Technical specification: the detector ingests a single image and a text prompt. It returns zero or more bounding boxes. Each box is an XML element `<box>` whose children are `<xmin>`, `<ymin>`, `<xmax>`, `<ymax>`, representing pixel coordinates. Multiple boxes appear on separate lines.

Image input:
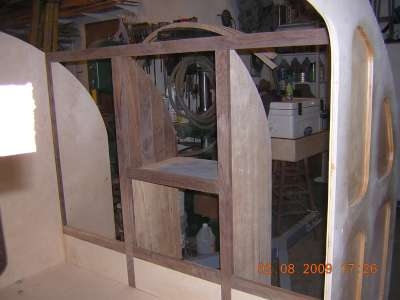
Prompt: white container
<box><xmin>196</xmin><ymin>223</ymin><xmax>215</xmax><ymax>255</ymax></box>
<box><xmin>269</xmin><ymin>98</ymin><xmax>321</xmax><ymax>139</ymax></box>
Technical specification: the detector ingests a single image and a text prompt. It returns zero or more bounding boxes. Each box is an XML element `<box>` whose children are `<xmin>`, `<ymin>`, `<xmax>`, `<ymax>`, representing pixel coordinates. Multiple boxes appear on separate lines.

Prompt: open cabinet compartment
<box><xmin>111</xmin><ymin>52</ymin><xmax>272</xmax><ymax>286</ymax></box>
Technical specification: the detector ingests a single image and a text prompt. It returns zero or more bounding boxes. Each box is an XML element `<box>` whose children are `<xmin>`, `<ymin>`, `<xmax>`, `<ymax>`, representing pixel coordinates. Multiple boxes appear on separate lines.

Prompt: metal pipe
<box><xmin>199</xmin><ymin>70</ymin><xmax>210</xmax><ymax>112</ymax></box>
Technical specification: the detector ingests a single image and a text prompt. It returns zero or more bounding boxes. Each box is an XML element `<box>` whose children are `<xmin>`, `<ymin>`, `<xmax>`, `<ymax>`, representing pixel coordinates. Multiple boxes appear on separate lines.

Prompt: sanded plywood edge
<box><xmin>134</xmin><ymin>258</ymin><xmax>221</xmax><ymax>300</ymax></box>
<box><xmin>132</xmin><ymin>180</ymin><xmax>182</xmax><ymax>259</ymax></box>
<box><xmin>230</xmin><ymin>50</ymin><xmax>271</xmax><ymax>285</ymax></box>
<box><xmin>347</xmin><ymin>26</ymin><xmax>374</xmax><ymax>205</ymax></box>
<box><xmin>64</xmin><ymin>235</ymin><xmax>129</xmax><ymax>285</ymax></box>
<box><xmin>377</xmin><ymin>98</ymin><xmax>394</xmax><ymax>178</ymax></box>
<box><xmin>378</xmin><ymin>203</ymin><xmax>391</xmax><ymax>299</ymax></box>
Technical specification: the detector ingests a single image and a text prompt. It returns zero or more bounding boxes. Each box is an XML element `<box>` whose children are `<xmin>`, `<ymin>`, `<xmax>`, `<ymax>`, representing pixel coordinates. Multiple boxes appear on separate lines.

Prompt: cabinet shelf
<box><xmin>129</xmin><ymin>157</ymin><xmax>218</xmax><ymax>194</ymax></box>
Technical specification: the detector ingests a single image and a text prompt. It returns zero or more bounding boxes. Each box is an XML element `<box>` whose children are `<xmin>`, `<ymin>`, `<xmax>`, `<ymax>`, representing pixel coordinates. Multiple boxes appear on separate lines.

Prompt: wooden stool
<box><xmin>272</xmin><ymin>159</ymin><xmax>318</xmax><ymax>235</ymax></box>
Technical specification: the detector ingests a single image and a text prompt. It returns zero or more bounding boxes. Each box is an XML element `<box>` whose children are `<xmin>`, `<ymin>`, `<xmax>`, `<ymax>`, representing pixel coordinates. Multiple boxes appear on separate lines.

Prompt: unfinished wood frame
<box><xmin>46</xmin><ymin>28</ymin><xmax>329</xmax><ymax>300</ymax></box>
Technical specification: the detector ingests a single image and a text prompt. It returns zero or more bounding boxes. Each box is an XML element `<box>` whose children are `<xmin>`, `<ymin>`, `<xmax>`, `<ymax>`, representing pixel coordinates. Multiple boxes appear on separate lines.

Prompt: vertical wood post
<box><xmin>45</xmin><ymin>58</ymin><xmax>67</xmax><ymax>226</ymax></box>
<box><xmin>216</xmin><ymin>50</ymin><xmax>233</xmax><ymax>300</ymax></box>
<box><xmin>111</xmin><ymin>56</ymin><xmax>138</xmax><ymax>287</ymax></box>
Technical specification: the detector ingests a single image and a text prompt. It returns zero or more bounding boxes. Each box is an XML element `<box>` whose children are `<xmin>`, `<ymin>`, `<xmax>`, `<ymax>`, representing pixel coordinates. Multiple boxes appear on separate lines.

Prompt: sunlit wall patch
<box><xmin>0</xmin><ymin>83</ymin><xmax>36</xmax><ymax>156</ymax></box>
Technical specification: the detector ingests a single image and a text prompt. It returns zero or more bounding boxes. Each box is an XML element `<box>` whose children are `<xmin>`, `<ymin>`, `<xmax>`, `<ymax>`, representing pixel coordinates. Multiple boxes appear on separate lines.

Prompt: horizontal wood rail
<box><xmin>232</xmin><ymin>276</ymin><xmax>318</xmax><ymax>300</ymax></box>
<box><xmin>61</xmin><ymin>226</ymin><xmax>319</xmax><ymax>298</ymax></box>
<box><xmin>47</xmin><ymin>28</ymin><xmax>329</xmax><ymax>62</ymax></box>
<box><xmin>62</xmin><ymin>226</ymin><xmax>221</xmax><ymax>284</ymax></box>
<box><xmin>129</xmin><ymin>157</ymin><xmax>218</xmax><ymax>194</ymax></box>
<box><xmin>63</xmin><ymin>225</ymin><xmax>125</xmax><ymax>253</ymax></box>
<box><xmin>133</xmin><ymin>246</ymin><xmax>222</xmax><ymax>284</ymax></box>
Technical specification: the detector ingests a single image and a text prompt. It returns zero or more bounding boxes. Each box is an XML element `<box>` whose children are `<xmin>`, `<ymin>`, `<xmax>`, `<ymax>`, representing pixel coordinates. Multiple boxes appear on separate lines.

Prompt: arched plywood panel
<box><xmin>347</xmin><ymin>27</ymin><xmax>374</xmax><ymax>205</ymax></box>
<box><xmin>230</xmin><ymin>50</ymin><xmax>271</xmax><ymax>285</ymax></box>
<box><xmin>0</xmin><ymin>33</ymin><xmax>65</xmax><ymax>288</ymax></box>
<box><xmin>306</xmin><ymin>1</ymin><xmax>399</xmax><ymax>299</ymax></box>
<box><xmin>51</xmin><ymin>63</ymin><xmax>115</xmax><ymax>239</ymax></box>
<box><xmin>377</xmin><ymin>98</ymin><xmax>394</xmax><ymax>178</ymax></box>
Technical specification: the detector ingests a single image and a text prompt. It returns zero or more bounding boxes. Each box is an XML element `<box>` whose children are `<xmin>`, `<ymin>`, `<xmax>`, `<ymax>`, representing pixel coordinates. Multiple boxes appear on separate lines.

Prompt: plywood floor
<box><xmin>0</xmin><ymin>264</ymin><xmax>157</xmax><ymax>300</ymax></box>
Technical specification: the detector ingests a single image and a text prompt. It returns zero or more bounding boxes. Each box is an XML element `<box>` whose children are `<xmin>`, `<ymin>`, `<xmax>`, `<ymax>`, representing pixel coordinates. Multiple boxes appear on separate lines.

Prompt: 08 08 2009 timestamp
<box><xmin>257</xmin><ymin>262</ymin><xmax>379</xmax><ymax>276</ymax></box>
<box><xmin>257</xmin><ymin>263</ymin><xmax>333</xmax><ymax>275</ymax></box>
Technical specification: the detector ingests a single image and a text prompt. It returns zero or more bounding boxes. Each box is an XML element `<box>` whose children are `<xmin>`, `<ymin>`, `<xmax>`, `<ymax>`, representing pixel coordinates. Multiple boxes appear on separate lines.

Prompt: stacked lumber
<box><xmin>0</xmin><ymin>0</ymin><xmax>140</xmax><ymax>30</ymax></box>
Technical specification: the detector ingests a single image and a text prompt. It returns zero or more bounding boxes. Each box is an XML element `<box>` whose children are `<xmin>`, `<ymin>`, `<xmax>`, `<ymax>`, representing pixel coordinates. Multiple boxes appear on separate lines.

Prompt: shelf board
<box><xmin>129</xmin><ymin>157</ymin><xmax>218</xmax><ymax>194</ymax></box>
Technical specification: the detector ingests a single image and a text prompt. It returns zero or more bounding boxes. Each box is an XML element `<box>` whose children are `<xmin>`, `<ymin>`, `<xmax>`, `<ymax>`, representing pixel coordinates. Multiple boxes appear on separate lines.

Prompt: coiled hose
<box><xmin>167</xmin><ymin>56</ymin><xmax>216</xmax><ymax>130</ymax></box>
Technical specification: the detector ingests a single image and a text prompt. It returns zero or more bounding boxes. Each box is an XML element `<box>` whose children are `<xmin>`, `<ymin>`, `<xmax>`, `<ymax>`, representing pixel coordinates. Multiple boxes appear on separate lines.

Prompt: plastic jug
<box><xmin>196</xmin><ymin>223</ymin><xmax>215</xmax><ymax>255</ymax></box>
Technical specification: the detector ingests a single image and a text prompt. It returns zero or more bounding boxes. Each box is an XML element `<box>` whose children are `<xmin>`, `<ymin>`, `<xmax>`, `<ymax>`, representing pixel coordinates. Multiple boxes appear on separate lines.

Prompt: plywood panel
<box><xmin>134</xmin><ymin>258</ymin><xmax>221</xmax><ymax>300</ymax></box>
<box><xmin>0</xmin><ymin>33</ymin><xmax>65</xmax><ymax>288</ymax></box>
<box><xmin>51</xmin><ymin>62</ymin><xmax>115</xmax><ymax>239</ymax></box>
<box><xmin>306</xmin><ymin>1</ymin><xmax>399</xmax><ymax>299</ymax></box>
<box><xmin>132</xmin><ymin>180</ymin><xmax>182</xmax><ymax>258</ymax></box>
<box><xmin>64</xmin><ymin>235</ymin><xmax>129</xmax><ymax>284</ymax></box>
<box><xmin>230</xmin><ymin>50</ymin><xmax>271</xmax><ymax>285</ymax></box>
<box><xmin>347</xmin><ymin>27</ymin><xmax>373</xmax><ymax>204</ymax></box>
<box><xmin>0</xmin><ymin>264</ymin><xmax>157</xmax><ymax>300</ymax></box>
<box><xmin>232</xmin><ymin>289</ymin><xmax>268</xmax><ymax>300</ymax></box>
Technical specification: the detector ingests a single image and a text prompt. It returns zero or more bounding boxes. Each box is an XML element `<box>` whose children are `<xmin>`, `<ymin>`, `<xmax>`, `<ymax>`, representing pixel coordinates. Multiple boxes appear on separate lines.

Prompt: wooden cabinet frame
<box><xmin>46</xmin><ymin>28</ymin><xmax>329</xmax><ymax>300</ymax></box>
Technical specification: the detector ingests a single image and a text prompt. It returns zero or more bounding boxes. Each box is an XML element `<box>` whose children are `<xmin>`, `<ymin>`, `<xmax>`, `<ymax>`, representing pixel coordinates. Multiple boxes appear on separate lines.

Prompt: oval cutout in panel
<box><xmin>377</xmin><ymin>98</ymin><xmax>394</xmax><ymax>178</ymax></box>
<box><xmin>347</xmin><ymin>27</ymin><xmax>374</xmax><ymax>205</ymax></box>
